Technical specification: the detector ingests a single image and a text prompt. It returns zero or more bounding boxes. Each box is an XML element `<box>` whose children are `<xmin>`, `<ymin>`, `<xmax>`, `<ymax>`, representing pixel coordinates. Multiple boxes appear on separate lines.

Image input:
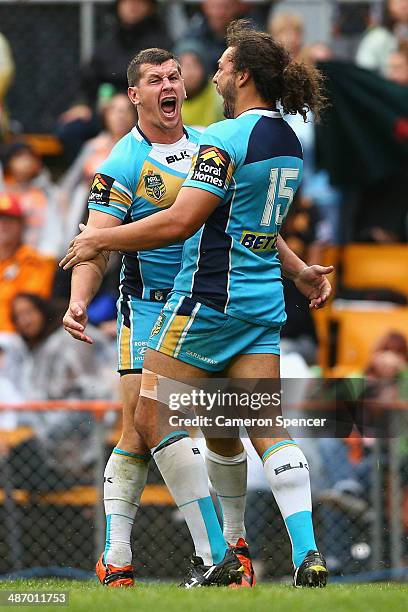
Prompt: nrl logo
<box><xmin>154</xmin><ymin>290</ymin><xmax>165</xmax><ymax>301</ymax></box>
<box><xmin>144</xmin><ymin>171</ymin><xmax>166</xmax><ymax>201</ymax></box>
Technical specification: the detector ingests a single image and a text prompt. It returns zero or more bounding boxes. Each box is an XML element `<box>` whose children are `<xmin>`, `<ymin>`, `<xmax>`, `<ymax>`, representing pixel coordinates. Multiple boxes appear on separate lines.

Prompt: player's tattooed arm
<box><xmin>277</xmin><ymin>235</ymin><xmax>334</xmax><ymax>309</ymax></box>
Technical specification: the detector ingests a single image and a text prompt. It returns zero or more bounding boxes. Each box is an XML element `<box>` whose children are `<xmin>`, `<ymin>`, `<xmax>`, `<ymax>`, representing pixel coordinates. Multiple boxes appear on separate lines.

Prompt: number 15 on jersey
<box><xmin>260</xmin><ymin>167</ymin><xmax>300</xmax><ymax>228</ymax></box>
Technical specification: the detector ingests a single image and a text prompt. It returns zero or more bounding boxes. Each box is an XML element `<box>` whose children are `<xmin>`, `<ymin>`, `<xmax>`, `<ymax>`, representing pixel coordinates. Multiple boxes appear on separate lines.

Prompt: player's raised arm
<box><xmin>59</xmin><ymin>187</ymin><xmax>221</xmax><ymax>269</ymax></box>
<box><xmin>63</xmin><ymin>209</ymin><xmax>120</xmax><ymax>342</ymax></box>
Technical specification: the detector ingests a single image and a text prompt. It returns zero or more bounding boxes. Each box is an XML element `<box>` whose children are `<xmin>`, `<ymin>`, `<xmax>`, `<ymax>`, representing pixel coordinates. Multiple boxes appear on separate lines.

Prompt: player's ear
<box><xmin>128</xmin><ymin>86</ymin><xmax>140</xmax><ymax>106</ymax></box>
<box><xmin>237</xmin><ymin>70</ymin><xmax>250</xmax><ymax>88</ymax></box>
<box><xmin>181</xmin><ymin>76</ymin><xmax>187</xmax><ymax>99</ymax></box>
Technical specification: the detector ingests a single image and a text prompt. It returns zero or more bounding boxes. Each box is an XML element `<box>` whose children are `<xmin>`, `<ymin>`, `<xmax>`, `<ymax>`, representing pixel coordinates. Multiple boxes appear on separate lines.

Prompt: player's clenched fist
<box><xmin>63</xmin><ymin>301</ymin><xmax>93</xmax><ymax>344</ymax></box>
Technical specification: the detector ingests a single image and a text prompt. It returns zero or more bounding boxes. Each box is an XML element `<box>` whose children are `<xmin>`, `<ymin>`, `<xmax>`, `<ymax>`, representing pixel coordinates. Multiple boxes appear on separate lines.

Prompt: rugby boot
<box><xmin>181</xmin><ymin>547</ymin><xmax>244</xmax><ymax>588</ymax></box>
<box><xmin>293</xmin><ymin>550</ymin><xmax>328</xmax><ymax>588</ymax></box>
<box><xmin>96</xmin><ymin>553</ymin><xmax>134</xmax><ymax>587</ymax></box>
<box><xmin>228</xmin><ymin>538</ymin><xmax>256</xmax><ymax>588</ymax></box>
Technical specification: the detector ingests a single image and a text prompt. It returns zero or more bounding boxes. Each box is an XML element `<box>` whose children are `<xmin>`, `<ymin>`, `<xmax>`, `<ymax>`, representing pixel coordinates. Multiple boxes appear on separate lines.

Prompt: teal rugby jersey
<box><xmin>88</xmin><ymin>124</ymin><xmax>200</xmax><ymax>299</ymax></box>
<box><xmin>172</xmin><ymin>109</ymin><xmax>303</xmax><ymax>326</ymax></box>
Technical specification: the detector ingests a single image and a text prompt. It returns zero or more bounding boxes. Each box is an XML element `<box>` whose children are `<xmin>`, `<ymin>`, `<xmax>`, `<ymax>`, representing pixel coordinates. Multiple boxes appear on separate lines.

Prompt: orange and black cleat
<box><xmin>96</xmin><ymin>553</ymin><xmax>134</xmax><ymax>587</ymax></box>
<box><xmin>228</xmin><ymin>538</ymin><xmax>256</xmax><ymax>588</ymax></box>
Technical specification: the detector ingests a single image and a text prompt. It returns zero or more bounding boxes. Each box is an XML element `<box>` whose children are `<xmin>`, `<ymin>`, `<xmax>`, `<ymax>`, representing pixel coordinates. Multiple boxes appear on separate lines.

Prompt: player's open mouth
<box><xmin>160</xmin><ymin>97</ymin><xmax>177</xmax><ymax>118</ymax></box>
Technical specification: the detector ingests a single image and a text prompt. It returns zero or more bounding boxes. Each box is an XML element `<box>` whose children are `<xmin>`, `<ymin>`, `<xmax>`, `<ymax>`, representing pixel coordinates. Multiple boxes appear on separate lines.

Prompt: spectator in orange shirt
<box><xmin>0</xmin><ymin>193</ymin><xmax>56</xmax><ymax>332</ymax></box>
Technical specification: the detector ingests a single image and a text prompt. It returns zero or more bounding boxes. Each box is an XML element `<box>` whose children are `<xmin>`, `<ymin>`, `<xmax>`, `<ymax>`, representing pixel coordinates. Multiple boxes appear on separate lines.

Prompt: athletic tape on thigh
<box><xmin>140</xmin><ymin>368</ymin><xmax>199</xmax><ymax>414</ymax></box>
<box><xmin>140</xmin><ymin>369</ymin><xmax>161</xmax><ymax>401</ymax></box>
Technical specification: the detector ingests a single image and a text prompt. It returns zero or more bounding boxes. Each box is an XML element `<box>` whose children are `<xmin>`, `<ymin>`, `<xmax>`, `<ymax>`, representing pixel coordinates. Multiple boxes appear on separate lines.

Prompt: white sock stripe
<box><xmin>217</xmin><ymin>493</ymin><xmax>246</xmax><ymax>498</ymax></box>
<box><xmin>104</xmin><ymin>498</ymin><xmax>140</xmax><ymax>507</ymax></box>
<box><xmin>108</xmin><ymin>512</ymin><xmax>137</xmax><ymax>520</ymax></box>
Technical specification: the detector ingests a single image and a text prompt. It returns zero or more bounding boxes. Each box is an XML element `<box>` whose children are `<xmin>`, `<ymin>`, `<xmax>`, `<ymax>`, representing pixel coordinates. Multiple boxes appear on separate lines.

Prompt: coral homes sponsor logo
<box><xmin>190</xmin><ymin>145</ymin><xmax>231</xmax><ymax>190</ymax></box>
<box><xmin>88</xmin><ymin>173</ymin><xmax>114</xmax><ymax>205</ymax></box>
<box><xmin>199</xmin><ymin>147</ymin><xmax>226</xmax><ymax>167</ymax></box>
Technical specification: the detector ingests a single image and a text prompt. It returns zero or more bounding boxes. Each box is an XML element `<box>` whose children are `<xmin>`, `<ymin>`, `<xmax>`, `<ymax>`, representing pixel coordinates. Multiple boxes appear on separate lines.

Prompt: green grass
<box><xmin>0</xmin><ymin>580</ymin><xmax>408</xmax><ymax>612</ymax></box>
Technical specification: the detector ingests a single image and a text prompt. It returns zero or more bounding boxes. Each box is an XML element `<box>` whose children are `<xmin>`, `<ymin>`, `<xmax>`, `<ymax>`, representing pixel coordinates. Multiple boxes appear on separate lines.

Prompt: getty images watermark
<box><xmin>167</xmin><ymin>388</ymin><xmax>328</xmax><ymax>430</ymax></box>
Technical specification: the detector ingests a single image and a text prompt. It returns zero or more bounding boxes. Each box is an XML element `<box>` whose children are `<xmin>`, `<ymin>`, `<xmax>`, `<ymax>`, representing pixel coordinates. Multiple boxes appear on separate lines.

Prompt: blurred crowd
<box><xmin>0</xmin><ymin>0</ymin><xmax>407</xmax><ymax>576</ymax></box>
<box><xmin>0</xmin><ymin>0</ymin><xmax>406</xmax><ymax>402</ymax></box>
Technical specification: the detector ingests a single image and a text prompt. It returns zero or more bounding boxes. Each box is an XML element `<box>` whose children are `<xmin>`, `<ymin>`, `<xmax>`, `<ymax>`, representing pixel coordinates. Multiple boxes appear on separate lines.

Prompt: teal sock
<box><xmin>262</xmin><ymin>440</ymin><xmax>317</xmax><ymax>567</ymax></box>
<box><xmin>285</xmin><ymin>511</ymin><xmax>317</xmax><ymax>568</ymax></box>
<box><xmin>153</xmin><ymin>434</ymin><xmax>227</xmax><ymax>565</ymax></box>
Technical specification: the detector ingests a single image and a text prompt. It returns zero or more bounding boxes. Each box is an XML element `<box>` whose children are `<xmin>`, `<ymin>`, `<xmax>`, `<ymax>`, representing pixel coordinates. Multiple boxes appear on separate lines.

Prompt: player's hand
<box><xmin>59</xmin><ymin>224</ymin><xmax>103</xmax><ymax>269</ymax></box>
<box><xmin>63</xmin><ymin>300</ymin><xmax>93</xmax><ymax>344</ymax></box>
<box><xmin>293</xmin><ymin>265</ymin><xmax>334</xmax><ymax>309</ymax></box>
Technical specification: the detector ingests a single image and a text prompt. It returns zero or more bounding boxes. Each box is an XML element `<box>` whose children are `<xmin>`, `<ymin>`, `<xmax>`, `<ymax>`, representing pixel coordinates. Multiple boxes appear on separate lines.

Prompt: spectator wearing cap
<box><xmin>174</xmin><ymin>40</ymin><xmax>224</xmax><ymax>129</ymax></box>
<box><xmin>1</xmin><ymin>141</ymin><xmax>64</xmax><ymax>258</ymax></box>
<box><xmin>0</xmin><ymin>193</ymin><xmax>56</xmax><ymax>332</ymax></box>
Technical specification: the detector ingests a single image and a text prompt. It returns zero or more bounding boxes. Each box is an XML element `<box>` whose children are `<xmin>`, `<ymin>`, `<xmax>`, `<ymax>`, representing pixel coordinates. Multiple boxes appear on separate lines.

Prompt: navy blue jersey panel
<box><xmin>243</xmin><ymin>116</ymin><xmax>303</xmax><ymax>165</ymax></box>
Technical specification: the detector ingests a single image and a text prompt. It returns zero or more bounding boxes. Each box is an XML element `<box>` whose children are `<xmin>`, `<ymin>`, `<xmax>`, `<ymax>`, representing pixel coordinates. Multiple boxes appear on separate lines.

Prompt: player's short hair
<box><xmin>127</xmin><ymin>48</ymin><xmax>181</xmax><ymax>87</ymax></box>
<box><xmin>226</xmin><ymin>20</ymin><xmax>326</xmax><ymax>121</ymax></box>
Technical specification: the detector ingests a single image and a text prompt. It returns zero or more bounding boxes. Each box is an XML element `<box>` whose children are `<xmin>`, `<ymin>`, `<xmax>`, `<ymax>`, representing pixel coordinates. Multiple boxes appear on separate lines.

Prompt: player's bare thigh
<box><xmin>135</xmin><ymin>349</ymin><xmax>212</xmax><ymax>448</ymax></box>
<box><xmin>206</xmin><ymin>353</ymin><xmax>289</xmax><ymax>458</ymax></box>
<box><xmin>118</xmin><ymin>373</ymin><xmax>149</xmax><ymax>453</ymax></box>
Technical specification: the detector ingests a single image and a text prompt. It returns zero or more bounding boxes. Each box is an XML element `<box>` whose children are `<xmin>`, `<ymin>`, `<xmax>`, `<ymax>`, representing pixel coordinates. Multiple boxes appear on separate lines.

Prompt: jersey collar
<box><xmin>238</xmin><ymin>108</ymin><xmax>282</xmax><ymax>119</ymax></box>
<box><xmin>131</xmin><ymin>123</ymin><xmax>189</xmax><ymax>147</ymax></box>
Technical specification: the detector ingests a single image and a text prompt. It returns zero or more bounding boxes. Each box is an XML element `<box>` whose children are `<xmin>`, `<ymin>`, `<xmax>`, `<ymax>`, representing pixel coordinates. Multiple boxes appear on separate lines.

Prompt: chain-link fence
<box><xmin>1</xmin><ymin>397</ymin><xmax>408</xmax><ymax>581</ymax></box>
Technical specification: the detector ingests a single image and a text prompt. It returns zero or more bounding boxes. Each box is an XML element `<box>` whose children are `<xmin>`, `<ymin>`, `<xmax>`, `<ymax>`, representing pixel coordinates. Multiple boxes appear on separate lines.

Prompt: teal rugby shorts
<box><xmin>147</xmin><ymin>293</ymin><xmax>281</xmax><ymax>372</ymax></box>
<box><xmin>117</xmin><ymin>295</ymin><xmax>164</xmax><ymax>372</ymax></box>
